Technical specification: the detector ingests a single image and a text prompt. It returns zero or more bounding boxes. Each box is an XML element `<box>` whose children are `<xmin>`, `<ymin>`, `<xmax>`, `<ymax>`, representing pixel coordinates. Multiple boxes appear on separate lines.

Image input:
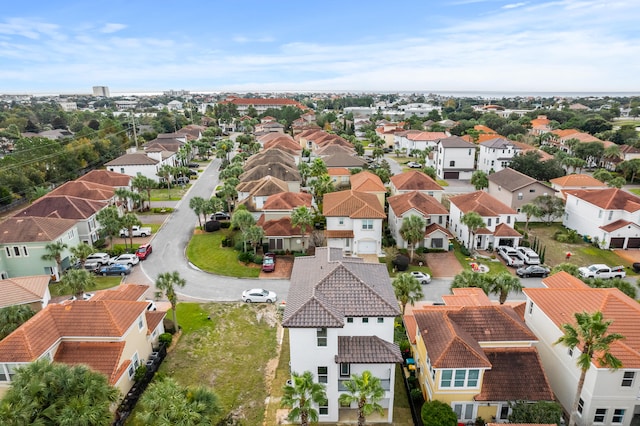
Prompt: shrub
<box><xmin>150</xmin><ymin>207</ymin><xmax>174</xmax><ymax>214</ymax></box>
<box><xmin>234</xmin><ymin>241</ymin><xmax>244</xmax><ymax>252</ymax></box>
<box><xmin>392</xmin><ymin>255</ymin><xmax>410</xmax><ymax>271</ymax></box>
<box><xmin>407</xmin><ymin>375</ymin><xmax>418</xmax><ymax>389</ymax></box>
<box><xmin>109</xmin><ymin>246</ymin><xmax>128</xmax><ymax>256</ymax></box>
<box><xmin>410</xmin><ymin>388</ymin><xmax>424</xmax><ymax>404</ymax></box>
<box><xmin>460</xmin><ymin>246</ymin><xmax>471</xmax><ymax>256</ymax></box>
<box><xmin>159</xmin><ymin>333</ymin><xmax>172</xmax><ymax>346</ymax></box>
<box><xmin>421</xmin><ymin>400</ymin><xmax>458</xmax><ymax>425</ymax></box>
<box><xmin>134</xmin><ymin>365</ymin><xmax>148</xmax><ymax>382</ymax></box>
<box><xmin>204</xmin><ymin>220</ymin><xmax>221</xmax><ymax>232</ymax></box>
<box><xmin>220</xmin><ymin>221</ymin><xmax>231</xmax><ymax>229</ymax></box>
<box><xmin>253</xmin><ymin>255</ymin><xmax>263</xmax><ymax>265</ymax></box>
<box><xmin>519</xmin><ymin>240</ymin><xmax>531</xmax><ymax>247</ymax></box>
<box><xmin>238</xmin><ymin>252</ymin><xmax>253</xmax><ymax>264</ymax></box>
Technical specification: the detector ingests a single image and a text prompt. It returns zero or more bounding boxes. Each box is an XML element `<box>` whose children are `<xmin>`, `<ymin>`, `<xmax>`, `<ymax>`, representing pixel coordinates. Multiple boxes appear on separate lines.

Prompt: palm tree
<box><xmin>131</xmin><ymin>174</ymin><xmax>157</xmax><ymax>211</ymax></box>
<box><xmin>338</xmin><ymin>370</ymin><xmax>385</xmax><ymax>426</ymax></box>
<box><xmin>114</xmin><ymin>187</ymin><xmax>133</xmax><ymax>212</ymax></box>
<box><xmin>157</xmin><ymin>164</ymin><xmax>174</xmax><ymax>199</ymax></box>
<box><xmin>120</xmin><ymin>212</ymin><xmax>142</xmax><ymax>250</ymax></box>
<box><xmin>520</xmin><ymin>203</ymin><xmax>542</xmax><ymax>233</ymax></box>
<box><xmin>450</xmin><ymin>270</ymin><xmax>490</xmax><ymax>292</ymax></box>
<box><xmin>231</xmin><ymin>208</ymin><xmax>256</xmax><ymax>251</ymax></box>
<box><xmin>461</xmin><ymin>211</ymin><xmax>484</xmax><ymax>252</ymax></box>
<box><xmin>189</xmin><ymin>196</ymin><xmax>207</xmax><ymax>229</ymax></box>
<box><xmin>155</xmin><ymin>271</ymin><xmax>187</xmax><ymax>331</ymax></box>
<box><xmin>136</xmin><ymin>377</ymin><xmax>220</xmax><ymax>425</ymax></box>
<box><xmin>70</xmin><ymin>243</ymin><xmax>94</xmax><ymax>268</ymax></box>
<box><xmin>41</xmin><ymin>241</ymin><xmax>69</xmax><ymax>279</ymax></box>
<box><xmin>392</xmin><ymin>273</ymin><xmax>424</xmax><ymax>314</ymax></box>
<box><xmin>310</xmin><ymin>174</ymin><xmax>335</xmax><ymax>211</ymax></box>
<box><xmin>0</xmin><ymin>305</ymin><xmax>35</xmax><ymax>339</ymax></box>
<box><xmin>59</xmin><ymin>269</ymin><xmax>97</xmax><ymax>299</ymax></box>
<box><xmin>486</xmin><ymin>271</ymin><xmax>523</xmax><ymax>304</ymax></box>
<box><xmin>0</xmin><ymin>360</ymin><xmax>119</xmax><ymax>425</ymax></box>
<box><xmin>245</xmin><ymin>225</ymin><xmax>265</xmax><ymax>254</ymax></box>
<box><xmin>470</xmin><ymin>170</ymin><xmax>489</xmax><ymax>190</ymax></box>
<box><xmin>554</xmin><ymin>311</ymin><xmax>624</xmax><ymax>426</ymax></box>
<box><xmin>281</xmin><ymin>371</ymin><xmax>328</xmax><ymax>426</ymax></box>
<box><xmin>298</xmin><ymin>161</ymin><xmax>311</xmax><ymax>186</ymax></box>
<box><xmin>399</xmin><ymin>215</ymin><xmax>426</xmax><ymax>262</ymax></box>
<box><xmin>291</xmin><ymin>206</ymin><xmax>314</xmax><ymax>252</ymax></box>
<box><xmin>96</xmin><ymin>206</ymin><xmax>122</xmax><ymax>248</ymax></box>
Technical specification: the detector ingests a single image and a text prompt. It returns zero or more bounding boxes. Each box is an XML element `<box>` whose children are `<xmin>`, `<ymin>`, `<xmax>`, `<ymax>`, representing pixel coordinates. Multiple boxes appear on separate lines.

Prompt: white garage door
<box><xmin>358</xmin><ymin>240</ymin><xmax>376</xmax><ymax>254</ymax></box>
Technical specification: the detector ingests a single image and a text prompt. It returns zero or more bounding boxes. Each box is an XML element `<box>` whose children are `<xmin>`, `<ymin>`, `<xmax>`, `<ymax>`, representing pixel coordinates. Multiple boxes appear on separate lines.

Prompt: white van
<box><xmin>516</xmin><ymin>247</ymin><xmax>540</xmax><ymax>265</ymax></box>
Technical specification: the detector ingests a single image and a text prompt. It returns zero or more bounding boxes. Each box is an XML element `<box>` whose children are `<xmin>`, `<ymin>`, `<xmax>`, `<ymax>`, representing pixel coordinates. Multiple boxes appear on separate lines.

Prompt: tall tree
<box><xmin>135</xmin><ymin>377</ymin><xmax>220</xmax><ymax>426</ymax></box>
<box><xmin>189</xmin><ymin>196</ymin><xmax>208</xmax><ymax>229</ymax></box>
<box><xmin>0</xmin><ymin>360</ymin><xmax>119</xmax><ymax>425</ymax></box>
<box><xmin>114</xmin><ymin>187</ymin><xmax>133</xmax><ymax>212</ymax></box>
<box><xmin>532</xmin><ymin>194</ymin><xmax>565</xmax><ymax>224</ymax></box>
<box><xmin>70</xmin><ymin>243</ymin><xmax>94</xmax><ymax>268</ymax></box>
<box><xmin>486</xmin><ymin>271</ymin><xmax>523</xmax><ymax>304</ymax></box>
<box><xmin>309</xmin><ymin>174</ymin><xmax>335</xmax><ymax>212</ymax></box>
<box><xmin>0</xmin><ymin>305</ymin><xmax>35</xmax><ymax>339</ymax></box>
<box><xmin>41</xmin><ymin>241</ymin><xmax>69</xmax><ymax>278</ymax></box>
<box><xmin>96</xmin><ymin>206</ymin><xmax>122</xmax><ymax>248</ymax></box>
<box><xmin>554</xmin><ymin>311</ymin><xmax>624</xmax><ymax>426</ymax></box>
<box><xmin>460</xmin><ymin>211</ymin><xmax>484</xmax><ymax>251</ymax></box>
<box><xmin>399</xmin><ymin>215</ymin><xmax>426</xmax><ymax>262</ymax></box>
<box><xmin>291</xmin><ymin>206</ymin><xmax>314</xmax><ymax>252</ymax></box>
<box><xmin>120</xmin><ymin>212</ymin><xmax>142</xmax><ymax>249</ymax></box>
<box><xmin>231</xmin><ymin>208</ymin><xmax>256</xmax><ymax>252</ymax></box>
<box><xmin>131</xmin><ymin>174</ymin><xmax>157</xmax><ymax>211</ymax></box>
<box><xmin>156</xmin><ymin>164</ymin><xmax>174</xmax><ymax>199</ymax></box>
<box><xmin>59</xmin><ymin>269</ymin><xmax>97</xmax><ymax>299</ymax></box>
<box><xmin>450</xmin><ymin>270</ymin><xmax>490</xmax><ymax>292</ymax></box>
<box><xmin>281</xmin><ymin>371</ymin><xmax>328</xmax><ymax>426</ymax></box>
<box><xmin>470</xmin><ymin>170</ymin><xmax>489</xmax><ymax>190</ymax></box>
<box><xmin>520</xmin><ymin>203</ymin><xmax>542</xmax><ymax>233</ymax></box>
<box><xmin>338</xmin><ymin>370</ymin><xmax>385</xmax><ymax>426</ymax></box>
<box><xmin>155</xmin><ymin>271</ymin><xmax>187</xmax><ymax>331</ymax></box>
<box><xmin>245</xmin><ymin>225</ymin><xmax>265</xmax><ymax>255</ymax></box>
<box><xmin>392</xmin><ymin>273</ymin><xmax>424</xmax><ymax>314</ymax></box>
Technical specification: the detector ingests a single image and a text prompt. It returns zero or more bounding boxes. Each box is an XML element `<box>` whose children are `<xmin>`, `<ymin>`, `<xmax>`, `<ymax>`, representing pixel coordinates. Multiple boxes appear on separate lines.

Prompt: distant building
<box><xmin>92</xmin><ymin>86</ymin><xmax>110</xmax><ymax>97</ymax></box>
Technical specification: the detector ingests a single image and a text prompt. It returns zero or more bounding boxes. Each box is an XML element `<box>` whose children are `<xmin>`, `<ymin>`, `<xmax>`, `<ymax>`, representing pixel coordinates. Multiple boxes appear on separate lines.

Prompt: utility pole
<box><xmin>130</xmin><ymin>110</ymin><xmax>138</xmax><ymax>150</ymax></box>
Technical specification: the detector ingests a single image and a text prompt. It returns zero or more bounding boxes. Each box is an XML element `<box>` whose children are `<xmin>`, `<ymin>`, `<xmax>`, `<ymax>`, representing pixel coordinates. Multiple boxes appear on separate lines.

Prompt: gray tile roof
<box><xmin>282</xmin><ymin>247</ymin><xmax>400</xmax><ymax>328</ymax></box>
<box><xmin>437</xmin><ymin>136</ymin><xmax>476</xmax><ymax>148</ymax></box>
<box><xmin>487</xmin><ymin>167</ymin><xmax>537</xmax><ymax>191</ymax></box>
<box><xmin>336</xmin><ymin>336</ymin><xmax>403</xmax><ymax>363</ymax></box>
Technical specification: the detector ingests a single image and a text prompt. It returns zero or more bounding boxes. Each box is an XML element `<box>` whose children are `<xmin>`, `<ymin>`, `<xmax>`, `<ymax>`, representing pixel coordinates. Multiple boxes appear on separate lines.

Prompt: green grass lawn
<box><xmin>186</xmin><ymin>231</ymin><xmax>261</xmax><ymax>278</ymax></box>
<box><xmin>451</xmin><ymin>241</ymin><xmax>510</xmax><ymax>276</ymax></box>
<box><xmin>156</xmin><ymin>302</ymin><xmax>278</xmax><ymax>426</ymax></box>
<box><xmin>150</xmin><ymin>185</ymin><xmax>190</xmax><ymax>201</ymax></box>
<box><xmin>49</xmin><ymin>275</ymin><xmax>122</xmax><ymax>297</ymax></box>
<box><xmin>436</xmin><ymin>179</ymin><xmax>449</xmax><ymax>187</ymax></box>
<box><xmin>629</xmin><ymin>188</ymin><xmax>640</xmax><ymax>196</ymax></box>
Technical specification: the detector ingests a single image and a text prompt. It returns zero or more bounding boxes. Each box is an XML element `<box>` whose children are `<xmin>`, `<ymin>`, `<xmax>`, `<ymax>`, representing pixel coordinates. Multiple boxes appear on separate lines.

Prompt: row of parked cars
<box><xmin>83</xmin><ymin>244</ymin><xmax>152</xmax><ymax>276</ymax></box>
<box><xmin>497</xmin><ymin>246</ymin><xmax>550</xmax><ymax>278</ymax></box>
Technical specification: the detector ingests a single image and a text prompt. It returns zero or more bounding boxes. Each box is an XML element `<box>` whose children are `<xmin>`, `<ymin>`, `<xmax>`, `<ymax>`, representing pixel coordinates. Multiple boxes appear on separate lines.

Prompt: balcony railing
<box><xmin>339</xmin><ymin>378</ymin><xmax>391</xmax><ymax>391</ymax></box>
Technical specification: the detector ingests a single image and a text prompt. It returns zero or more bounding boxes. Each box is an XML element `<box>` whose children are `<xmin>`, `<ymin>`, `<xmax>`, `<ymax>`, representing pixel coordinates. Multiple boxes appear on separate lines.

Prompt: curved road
<box><xmin>139</xmin><ymin>158</ymin><xmax>291</xmax><ymax>302</ymax></box>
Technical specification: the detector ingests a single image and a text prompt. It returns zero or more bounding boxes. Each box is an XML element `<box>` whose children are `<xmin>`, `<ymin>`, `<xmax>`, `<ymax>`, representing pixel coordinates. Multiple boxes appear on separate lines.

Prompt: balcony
<box><xmin>339</xmin><ymin>378</ymin><xmax>391</xmax><ymax>392</ymax></box>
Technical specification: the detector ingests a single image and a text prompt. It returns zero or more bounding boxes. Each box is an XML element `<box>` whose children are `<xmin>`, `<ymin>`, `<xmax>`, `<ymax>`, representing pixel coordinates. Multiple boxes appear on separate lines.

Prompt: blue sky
<box><xmin>1</xmin><ymin>0</ymin><xmax>639</xmax><ymax>94</ymax></box>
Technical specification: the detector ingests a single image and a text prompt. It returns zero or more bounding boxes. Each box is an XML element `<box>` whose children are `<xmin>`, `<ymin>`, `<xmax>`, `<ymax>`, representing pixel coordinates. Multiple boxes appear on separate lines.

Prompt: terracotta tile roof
<box><xmin>239</xmin><ymin>163</ymin><xmax>300</xmax><ymax>182</ymax></box>
<box><xmin>77</xmin><ymin>169</ymin><xmax>131</xmax><ymax>187</ymax></box>
<box><xmin>424</xmin><ymin>223</ymin><xmax>453</xmax><ymax>239</ymax></box>
<box><xmin>13</xmin><ymin>195</ymin><xmax>107</xmax><ymax>220</ymax></box>
<box><xmin>0</xmin><ymin>300</ymin><xmax>151</xmax><ymax>362</ymax></box>
<box><xmin>47</xmin><ymin>181</ymin><xmax>115</xmax><ymax>201</ymax></box>
<box><xmin>323</xmin><ymin>153</ymin><xmax>367</xmax><ymax>168</ymax></box>
<box><xmin>54</xmin><ymin>341</ymin><xmax>126</xmax><ymax>385</ymax></box>
<box><xmin>493</xmin><ymin>223</ymin><xmax>522</xmax><ymax>237</ymax></box>
<box><xmin>550</xmin><ymin>174</ymin><xmax>607</xmax><ymax>188</ymax></box>
<box><xmin>91</xmin><ymin>284</ymin><xmax>149</xmax><ymax>302</ymax></box>
<box><xmin>541</xmin><ymin>271</ymin><xmax>589</xmax><ymax>289</ymax></box>
<box><xmin>328</xmin><ymin>167</ymin><xmax>350</xmax><ymax>176</ymax></box>
<box><xmin>530</xmin><ymin>115</ymin><xmax>551</xmax><ymax>127</ymax></box>
<box><xmin>441</xmin><ymin>287</ymin><xmax>492</xmax><ymax>306</ymax></box>
<box><xmin>526</xmin><ymin>272</ymin><xmax>640</xmax><ymax>367</ymax></box>
<box><xmin>600</xmin><ymin>219</ymin><xmax>637</xmax><ymax>232</ymax></box>
<box><xmin>390</xmin><ymin>171</ymin><xmax>443</xmax><ymax>192</ymax></box>
<box><xmin>388</xmin><ymin>191</ymin><xmax>448</xmax><ymax>217</ymax></box>
<box><xmin>283</xmin><ymin>247</ymin><xmax>400</xmax><ymax>327</ymax></box>
<box><xmin>262</xmin><ymin>192</ymin><xmax>312</xmax><ymax>211</ymax></box>
<box><xmin>0</xmin><ymin>275</ymin><xmax>51</xmax><ymax>308</ymax></box>
<box><xmin>487</xmin><ymin>168</ymin><xmax>538</xmax><ymax>191</ymax></box>
<box><xmin>564</xmin><ymin>188</ymin><xmax>640</xmax><ymax>212</ymax></box>
<box><xmin>474</xmin><ymin>125</ymin><xmax>497</xmax><ymax>134</ymax></box>
<box><xmin>261</xmin><ymin>217</ymin><xmax>303</xmax><ymax>237</ymax></box>
<box><xmin>511</xmin><ymin>140</ymin><xmax>554</xmax><ymax>161</ymax></box>
<box><xmin>449</xmin><ymin>191</ymin><xmax>516</xmax><ymax>216</ymax></box>
<box><xmin>475</xmin><ymin>347</ymin><xmax>554</xmax><ymax>402</ymax></box>
<box><xmin>0</xmin><ymin>216</ymin><xmax>77</xmax><ymax>243</ymax></box>
<box><xmin>245</xmin><ymin>148</ymin><xmax>296</xmax><ymax>169</ymax></box>
<box><xmin>104</xmin><ymin>153</ymin><xmax>158</xmax><ymax>166</ymax></box>
<box><xmin>404</xmin><ymin>314</ymin><xmax>418</xmax><ymax>344</ymax></box>
<box><xmin>323</xmin><ymin>190</ymin><xmax>386</xmax><ymax>219</ymax></box>
<box><xmin>437</xmin><ymin>136</ymin><xmax>476</xmax><ymax>148</ymax></box>
<box><xmin>475</xmin><ymin>227</ymin><xmax>492</xmax><ymax>235</ymax></box>
<box><xmin>552</xmin><ymin>129</ymin><xmax>581</xmax><ymax>138</ymax></box>
<box><xmin>350</xmin><ymin>171</ymin><xmax>386</xmax><ymax>193</ymax></box>
<box><xmin>145</xmin><ymin>311</ymin><xmax>165</xmax><ymax>335</ymax></box>
<box><xmin>335</xmin><ymin>336</ymin><xmax>403</xmax><ymax>363</ymax></box>
<box><xmin>325</xmin><ymin>230</ymin><xmax>355</xmax><ymax>238</ymax></box>
<box><xmin>406</xmin><ymin>131</ymin><xmax>448</xmax><ymax>141</ymax></box>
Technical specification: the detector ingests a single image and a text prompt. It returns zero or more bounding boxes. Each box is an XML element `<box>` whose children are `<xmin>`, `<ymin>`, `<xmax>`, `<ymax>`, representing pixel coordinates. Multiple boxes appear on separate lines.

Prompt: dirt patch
<box><xmin>614</xmin><ymin>250</ymin><xmax>640</xmax><ymax>263</ymax></box>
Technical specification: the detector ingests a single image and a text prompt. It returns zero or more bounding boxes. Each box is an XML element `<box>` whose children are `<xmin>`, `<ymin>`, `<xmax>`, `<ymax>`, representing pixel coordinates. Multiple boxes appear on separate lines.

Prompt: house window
<box><xmin>598</xmin><ymin>210</ymin><xmax>603</xmax><ymax>218</ymax></box>
<box><xmin>499</xmin><ymin>405</ymin><xmax>509</xmax><ymax>420</ymax></box>
<box><xmin>318</xmin><ymin>366</ymin><xmax>328</xmax><ymax>383</ymax></box>
<box><xmin>449</xmin><ymin>160</ymin><xmax>455</xmax><ymax>167</ymax></box>
<box><xmin>577</xmin><ymin>398</ymin><xmax>584</xmax><ymax>414</ymax></box>
<box><xmin>13</xmin><ymin>246</ymin><xmax>20</xmax><ymax>257</ymax></box>
<box><xmin>0</xmin><ymin>365</ymin><xmax>7</xmax><ymax>381</ymax></box>
<box><xmin>345</xmin><ymin>238</ymin><xmax>350</xmax><ymax>247</ymax></box>
<box><xmin>529</xmin><ymin>302</ymin><xmax>534</xmax><ymax>314</ymax></box>
<box><xmin>120</xmin><ymin>168</ymin><xmax>125</xmax><ymax>174</ymax></box>
<box><xmin>317</xmin><ymin>328</ymin><xmax>327</xmax><ymax>347</ymax></box>
<box><xmin>453</xmin><ymin>403</ymin><xmax>474</xmax><ymax>421</ymax></box>
<box><xmin>613</xmin><ymin>409</ymin><xmax>625</xmax><ymax>424</ymax></box>
<box><xmin>441</xmin><ymin>370</ymin><xmax>452</xmax><ymax>387</ymax></box>
<box><xmin>5</xmin><ymin>247</ymin><xmax>11</xmax><ymax>258</ymax></box>
<box><xmin>441</xmin><ymin>369</ymin><xmax>479</xmax><ymax>388</ymax></box>
<box><xmin>377</xmin><ymin>317</ymin><xmax>384</xmax><ymax>323</ymax></box>
<box><xmin>340</xmin><ymin>363</ymin><xmax>350</xmax><ymax>377</ymax></box>
<box><xmin>319</xmin><ymin>399</ymin><xmax>329</xmax><ymax>415</ymax></box>
<box><xmin>487</xmin><ymin>218</ymin><xmax>491</xmax><ymax>226</ymax></box>
<box><xmin>517</xmin><ymin>192</ymin><xmax>523</xmax><ymax>200</ymax></box>
<box><xmin>362</xmin><ymin>219</ymin><xmax>373</xmax><ymax>230</ymax></box>
<box><xmin>339</xmin><ymin>218</ymin><xmax>344</xmax><ymax>225</ymax></box>
<box><xmin>622</xmin><ymin>371</ymin><xmax>635</xmax><ymax>387</ymax></box>
<box><xmin>22</xmin><ymin>246</ymin><xmax>28</xmax><ymax>257</ymax></box>
<box><xmin>594</xmin><ymin>408</ymin><xmax>607</xmax><ymax>423</ymax></box>
<box><xmin>529</xmin><ymin>189</ymin><xmax>536</xmax><ymax>193</ymax></box>
<box><xmin>138</xmin><ymin>315</ymin><xmax>144</xmax><ymax>331</ymax></box>
<box><xmin>431</xmin><ymin>238</ymin><xmax>443</xmax><ymax>248</ymax></box>
<box><xmin>454</xmin><ymin>370</ymin><xmax>466</xmax><ymax>386</ymax></box>
<box><xmin>439</xmin><ymin>215</ymin><xmax>443</xmax><ymax>224</ymax></box>
<box><xmin>347</xmin><ymin>317</ymin><xmax>353</xmax><ymax>323</ymax></box>
<box><xmin>608</xmin><ymin>211</ymin><xmax>613</xmax><ymax>220</ymax></box>
<box><xmin>496</xmin><ymin>217</ymin><xmax>500</xmax><ymax>224</ymax></box>
<box><xmin>269</xmin><ymin>238</ymin><xmax>283</xmax><ymax>250</ymax></box>
<box><xmin>467</xmin><ymin>370</ymin><xmax>479</xmax><ymax>386</ymax></box>
<box><xmin>362</xmin><ymin>317</ymin><xmax>369</xmax><ymax>323</ymax></box>
<box><xmin>507</xmin><ymin>216</ymin><xmax>511</xmax><ymax>224</ymax></box>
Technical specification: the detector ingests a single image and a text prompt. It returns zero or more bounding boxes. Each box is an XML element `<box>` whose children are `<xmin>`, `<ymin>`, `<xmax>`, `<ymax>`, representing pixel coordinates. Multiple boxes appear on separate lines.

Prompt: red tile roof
<box><xmin>565</xmin><ymin>188</ymin><xmax>640</xmax><ymax>212</ymax></box>
<box><xmin>600</xmin><ymin>219</ymin><xmax>637</xmax><ymax>232</ymax></box>
<box><xmin>550</xmin><ymin>174</ymin><xmax>607</xmax><ymax>188</ymax></box>
<box><xmin>91</xmin><ymin>284</ymin><xmax>149</xmax><ymax>302</ymax></box>
<box><xmin>261</xmin><ymin>217</ymin><xmax>303</xmax><ymax>237</ymax></box>
<box><xmin>390</xmin><ymin>170</ymin><xmax>443</xmax><ymax>192</ymax></box>
<box><xmin>325</xmin><ymin>230</ymin><xmax>355</xmax><ymax>238</ymax></box>
<box><xmin>262</xmin><ymin>192</ymin><xmax>313</xmax><ymax>211</ymax></box>
<box><xmin>0</xmin><ymin>275</ymin><xmax>51</xmax><ymax>308</ymax></box>
<box><xmin>323</xmin><ymin>190</ymin><xmax>386</xmax><ymax>219</ymax></box>
<box><xmin>449</xmin><ymin>191</ymin><xmax>517</xmax><ymax>216</ymax></box>
<box><xmin>350</xmin><ymin>171</ymin><xmax>386</xmax><ymax>193</ymax></box>
<box><xmin>13</xmin><ymin>195</ymin><xmax>107</xmax><ymax>220</ymax></box>
<box><xmin>424</xmin><ymin>223</ymin><xmax>454</xmax><ymax>238</ymax></box>
<box><xmin>76</xmin><ymin>169</ymin><xmax>131</xmax><ymax>187</ymax></box>
<box><xmin>493</xmin><ymin>223</ymin><xmax>522</xmax><ymax>237</ymax></box>
<box><xmin>0</xmin><ymin>216</ymin><xmax>77</xmax><ymax>243</ymax></box>
<box><xmin>54</xmin><ymin>341</ymin><xmax>126</xmax><ymax>385</ymax></box>
<box><xmin>388</xmin><ymin>191</ymin><xmax>448</xmax><ymax>216</ymax></box>
<box><xmin>47</xmin><ymin>180</ymin><xmax>115</xmax><ymax>201</ymax></box>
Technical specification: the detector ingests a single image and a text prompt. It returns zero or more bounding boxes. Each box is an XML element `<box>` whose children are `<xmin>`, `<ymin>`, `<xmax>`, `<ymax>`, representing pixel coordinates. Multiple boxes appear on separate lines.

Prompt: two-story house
<box><xmin>239</xmin><ymin>163</ymin><xmax>301</xmax><ymax>193</ymax></box>
<box><xmin>405</xmin><ymin>288</ymin><xmax>554</xmax><ymax>424</ymax></box>
<box><xmin>0</xmin><ymin>275</ymin><xmax>52</xmax><ymax>311</ymax></box>
<box><xmin>350</xmin><ymin>171</ymin><xmax>386</xmax><ymax>209</ymax></box>
<box><xmin>563</xmin><ymin>188</ymin><xmax>640</xmax><ymax>249</ymax></box>
<box><xmin>235</xmin><ymin>176</ymin><xmax>289</xmax><ymax>219</ymax></box>
<box><xmin>394</xmin><ymin>131</ymin><xmax>448</xmax><ymax>152</ymax></box>
<box><xmin>478</xmin><ymin>138</ymin><xmax>521</xmax><ymax>173</ymax></box>
<box><xmin>487</xmin><ymin>168</ymin><xmax>557</xmax><ymax>221</ymax></box>
<box><xmin>387</xmin><ymin>191</ymin><xmax>451</xmax><ymax>251</ymax></box>
<box><xmin>282</xmin><ymin>247</ymin><xmax>402</xmax><ymax>423</ymax></box>
<box><xmin>449</xmin><ymin>191</ymin><xmax>521</xmax><ymax>250</ymax></box>
<box><xmin>434</xmin><ymin>136</ymin><xmax>476</xmax><ymax>180</ymax></box>
<box><xmin>258</xmin><ymin>192</ymin><xmax>313</xmax><ymax>252</ymax></box>
<box><xmin>389</xmin><ymin>170</ymin><xmax>444</xmax><ymax>201</ymax></box>
<box><xmin>550</xmin><ymin>174</ymin><xmax>607</xmax><ymax>199</ymax></box>
<box><xmin>0</xmin><ymin>284</ymin><xmax>166</xmax><ymax>399</ymax></box>
<box><xmin>323</xmin><ymin>190</ymin><xmax>386</xmax><ymax>255</ymax></box>
<box><xmin>104</xmin><ymin>152</ymin><xmax>162</xmax><ymax>182</ymax></box>
<box><xmin>524</xmin><ymin>272</ymin><xmax>640</xmax><ymax>426</ymax></box>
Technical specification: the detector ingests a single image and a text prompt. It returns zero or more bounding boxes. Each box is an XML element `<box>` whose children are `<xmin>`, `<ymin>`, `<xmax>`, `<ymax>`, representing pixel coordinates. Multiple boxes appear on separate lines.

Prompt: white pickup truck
<box><xmin>119</xmin><ymin>225</ymin><xmax>152</xmax><ymax>237</ymax></box>
<box><xmin>497</xmin><ymin>246</ymin><xmax>524</xmax><ymax>267</ymax></box>
<box><xmin>578</xmin><ymin>264</ymin><xmax>626</xmax><ymax>279</ymax></box>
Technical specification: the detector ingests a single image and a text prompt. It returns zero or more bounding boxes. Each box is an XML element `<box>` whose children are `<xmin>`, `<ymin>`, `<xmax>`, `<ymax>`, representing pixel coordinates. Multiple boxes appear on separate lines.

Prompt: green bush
<box><xmin>460</xmin><ymin>246</ymin><xmax>471</xmax><ymax>256</ymax></box>
<box><xmin>220</xmin><ymin>221</ymin><xmax>231</xmax><ymax>229</ymax></box>
<box><xmin>410</xmin><ymin>388</ymin><xmax>424</xmax><ymax>404</ymax></box>
<box><xmin>519</xmin><ymin>240</ymin><xmax>531</xmax><ymax>247</ymax></box>
<box><xmin>238</xmin><ymin>252</ymin><xmax>254</xmax><ymax>264</ymax></box>
<box><xmin>159</xmin><ymin>333</ymin><xmax>173</xmax><ymax>346</ymax></box>
<box><xmin>150</xmin><ymin>207</ymin><xmax>174</xmax><ymax>214</ymax></box>
<box><xmin>134</xmin><ymin>365</ymin><xmax>148</xmax><ymax>382</ymax></box>
<box><xmin>253</xmin><ymin>255</ymin><xmax>263</xmax><ymax>264</ymax></box>
<box><xmin>108</xmin><ymin>246</ymin><xmax>128</xmax><ymax>256</ymax></box>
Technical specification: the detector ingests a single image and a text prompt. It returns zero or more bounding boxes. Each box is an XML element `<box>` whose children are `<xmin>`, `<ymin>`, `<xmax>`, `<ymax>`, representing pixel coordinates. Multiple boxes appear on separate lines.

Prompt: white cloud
<box><xmin>100</xmin><ymin>23</ymin><xmax>127</xmax><ymax>34</ymax></box>
<box><xmin>502</xmin><ymin>2</ymin><xmax>528</xmax><ymax>9</ymax></box>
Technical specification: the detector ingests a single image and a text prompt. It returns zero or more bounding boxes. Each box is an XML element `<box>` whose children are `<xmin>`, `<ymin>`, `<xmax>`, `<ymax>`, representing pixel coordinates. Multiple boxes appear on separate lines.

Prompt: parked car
<box><xmin>633</xmin><ymin>263</ymin><xmax>640</xmax><ymax>273</ymax></box>
<box><xmin>262</xmin><ymin>253</ymin><xmax>276</xmax><ymax>272</ymax></box>
<box><xmin>516</xmin><ymin>265</ymin><xmax>550</xmax><ymax>278</ymax></box>
<box><xmin>516</xmin><ymin>247</ymin><xmax>540</xmax><ymax>265</ymax></box>
<box><xmin>410</xmin><ymin>271</ymin><xmax>431</xmax><ymax>284</ymax></box>
<box><xmin>109</xmin><ymin>253</ymin><xmax>140</xmax><ymax>267</ymax></box>
<box><xmin>119</xmin><ymin>225</ymin><xmax>152</xmax><ymax>237</ymax></box>
<box><xmin>136</xmin><ymin>243</ymin><xmax>152</xmax><ymax>260</ymax></box>
<box><xmin>97</xmin><ymin>264</ymin><xmax>132</xmax><ymax>276</ymax></box>
<box><xmin>407</xmin><ymin>161</ymin><xmax>422</xmax><ymax>168</ymax></box>
<box><xmin>211</xmin><ymin>211</ymin><xmax>231</xmax><ymax>221</ymax></box>
<box><xmin>69</xmin><ymin>292</ymin><xmax>95</xmax><ymax>301</ymax></box>
<box><xmin>85</xmin><ymin>253</ymin><xmax>111</xmax><ymax>269</ymax></box>
<box><xmin>383</xmin><ymin>147</ymin><xmax>393</xmax><ymax>153</ymax></box>
<box><xmin>497</xmin><ymin>246</ymin><xmax>524</xmax><ymax>267</ymax></box>
<box><xmin>241</xmin><ymin>288</ymin><xmax>277</xmax><ymax>303</ymax></box>
<box><xmin>174</xmin><ymin>176</ymin><xmax>190</xmax><ymax>185</ymax></box>
<box><xmin>578</xmin><ymin>264</ymin><xmax>626</xmax><ymax>279</ymax></box>
<box><xmin>186</xmin><ymin>162</ymin><xmax>199</xmax><ymax>168</ymax></box>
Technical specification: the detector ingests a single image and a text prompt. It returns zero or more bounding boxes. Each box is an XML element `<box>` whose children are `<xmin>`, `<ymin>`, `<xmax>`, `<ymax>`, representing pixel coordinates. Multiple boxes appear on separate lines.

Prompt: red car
<box><xmin>136</xmin><ymin>243</ymin><xmax>152</xmax><ymax>260</ymax></box>
<box><xmin>262</xmin><ymin>253</ymin><xmax>276</xmax><ymax>272</ymax></box>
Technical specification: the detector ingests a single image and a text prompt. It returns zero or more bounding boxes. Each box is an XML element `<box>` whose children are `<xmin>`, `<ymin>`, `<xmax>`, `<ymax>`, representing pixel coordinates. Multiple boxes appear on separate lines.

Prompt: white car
<box><xmin>407</xmin><ymin>161</ymin><xmax>423</xmax><ymax>168</ymax></box>
<box><xmin>69</xmin><ymin>293</ymin><xmax>95</xmax><ymax>301</ymax></box>
<box><xmin>85</xmin><ymin>253</ymin><xmax>111</xmax><ymax>268</ymax></box>
<box><xmin>242</xmin><ymin>288</ymin><xmax>277</xmax><ymax>303</ymax></box>
<box><xmin>109</xmin><ymin>253</ymin><xmax>140</xmax><ymax>267</ymax></box>
<box><xmin>410</xmin><ymin>271</ymin><xmax>431</xmax><ymax>284</ymax></box>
